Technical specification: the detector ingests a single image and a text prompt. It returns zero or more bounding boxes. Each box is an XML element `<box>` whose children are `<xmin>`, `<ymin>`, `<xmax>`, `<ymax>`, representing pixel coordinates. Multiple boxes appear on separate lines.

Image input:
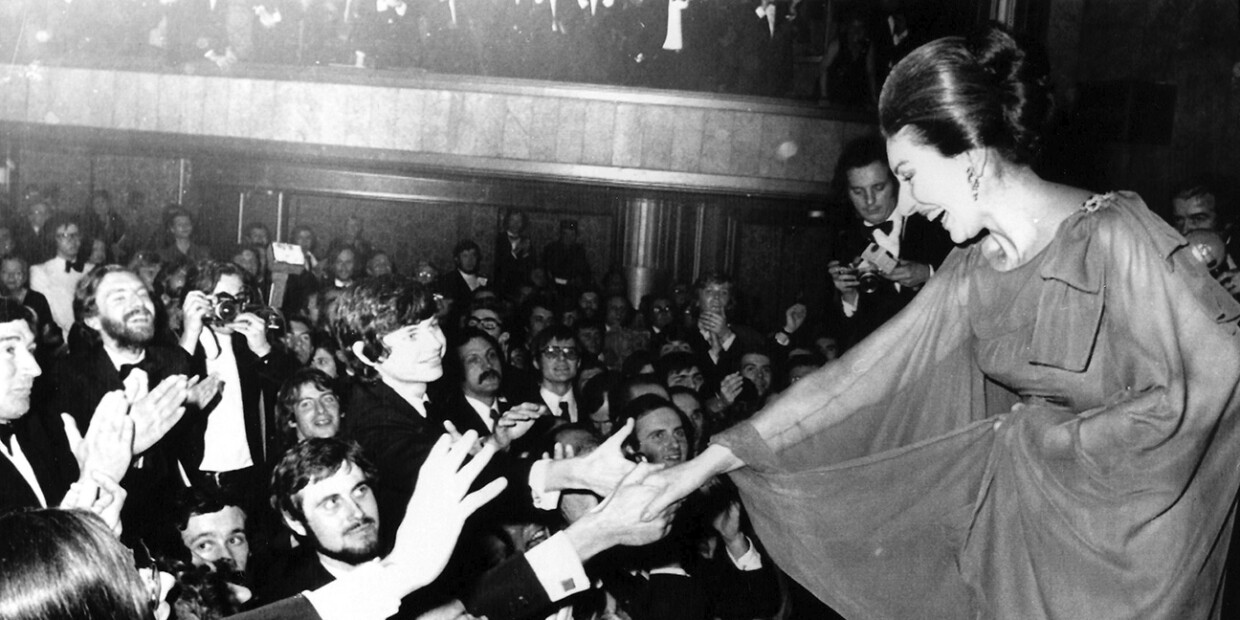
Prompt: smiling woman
<box><xmin>641</xmin><ymin>24</ymin><xmax>1240</xmax><ymax>620</ymax></box>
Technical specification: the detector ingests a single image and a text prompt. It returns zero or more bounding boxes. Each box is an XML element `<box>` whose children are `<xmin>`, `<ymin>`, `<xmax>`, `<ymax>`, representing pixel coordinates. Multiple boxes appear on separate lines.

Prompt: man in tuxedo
<box><xmin>51</xmin><ymin>265</ymin><xmax>217</xmax><ymax>544</ymax></box>
<box><xmin>827</xmin><ymin>134</ymin><xmax>953</xmax><ymax>345</ymax></box>
<box><xmin>180</xmin><ymin>260</ymin><xmax>297</xmax><ymax>513</ymax></box>
<box><xmin>30</xmin><ymin>214</ymin><xmax>94</xmax><ymax>338</ymax></box>
<box><xmin>0</xmin><ymin>298</ymin><xmax>134</xmax><ymax>518</ymax></box>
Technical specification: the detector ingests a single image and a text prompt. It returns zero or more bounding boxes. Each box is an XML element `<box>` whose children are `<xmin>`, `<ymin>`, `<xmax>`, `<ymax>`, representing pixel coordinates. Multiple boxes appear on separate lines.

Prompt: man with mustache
<box><xmin>48</xmin><ymin>265</ymin><xmax>220</xmax><ymax>544</ymax></box>
<box><xmin>434</xmin><ymin>327</ymin><xmax>545</xmax><ymax>454</ymax></box>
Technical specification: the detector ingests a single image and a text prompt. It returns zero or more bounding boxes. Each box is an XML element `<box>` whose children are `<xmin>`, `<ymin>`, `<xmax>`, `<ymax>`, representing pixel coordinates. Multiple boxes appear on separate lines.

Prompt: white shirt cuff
<box><xmin>648</xmin><ymin>566</ymin><xmax>690</xmax><ymax>577</ymax></box>
<box><xmin>528</xmin><ymin>459</ymin><xmax>562</xmax><ymax>510</ymax></box>
<box><xmin>525</xmin><ymin>531</ymin><xmax>590</xmax><ymax>603</ymax></box>
<box><xmin>726</xmin><ymin>536</ymin><xmax>763</xmax><ymax>571</ymax></box>
<box><xmin>302</xmin><ymin>562</ymin><xmax>402</xmax><ymax>620</ymax></box>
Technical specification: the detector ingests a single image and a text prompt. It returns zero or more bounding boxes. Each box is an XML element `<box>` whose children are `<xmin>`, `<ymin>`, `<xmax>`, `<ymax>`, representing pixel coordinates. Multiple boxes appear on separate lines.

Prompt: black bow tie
<box><xmin>866</xmin><ymin>220</ymin><xmax>895</xmax><ymax>237</ymax></box>
<box><xmin>64</xmin><ymin>259</ymin><xmax>84</xmax><ymax>273</ymax></box>
<box><xmin>119</xmin><ymin>362</ymin><xmax>145</xmax><ymax>381</ymax></box>
<box><xmin>0</xmin><ymin>423</ymin><xmax>13</xmax><ymax>451</ymax></box>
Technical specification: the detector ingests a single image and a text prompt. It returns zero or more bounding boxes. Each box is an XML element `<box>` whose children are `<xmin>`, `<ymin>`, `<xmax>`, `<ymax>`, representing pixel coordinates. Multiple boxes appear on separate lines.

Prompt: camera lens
<box><xmin>858</xmin><ymin>271</ymin><xmax>882</xmax><ymax>295</ymax></box>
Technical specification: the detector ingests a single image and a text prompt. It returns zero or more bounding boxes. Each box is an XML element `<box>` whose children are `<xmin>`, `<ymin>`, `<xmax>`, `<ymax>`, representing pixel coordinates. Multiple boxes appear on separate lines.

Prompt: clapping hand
<box><xmin>63</xmin><ymin>391</ymin><xmax>135</xmax><ymax>483</ymax></box>
<box><xmin>126</xmin><ymin>374</ymin><xmax>190</xmax><ymax>455</ymax></box>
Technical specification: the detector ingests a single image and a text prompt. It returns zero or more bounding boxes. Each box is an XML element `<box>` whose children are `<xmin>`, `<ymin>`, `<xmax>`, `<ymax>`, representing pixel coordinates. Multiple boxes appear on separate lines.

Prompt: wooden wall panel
<box><xmin>2</xmin><ymin>63</ymin><xmax>876</xmax><ymax>198</ymax></box>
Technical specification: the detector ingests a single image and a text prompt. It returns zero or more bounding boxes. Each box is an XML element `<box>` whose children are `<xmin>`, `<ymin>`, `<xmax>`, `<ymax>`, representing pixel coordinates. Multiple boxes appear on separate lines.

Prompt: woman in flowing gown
<box><xmin>643</xmin><ymin>26</ymin><xmax>1240</xmax><ymax>620</ymax></box>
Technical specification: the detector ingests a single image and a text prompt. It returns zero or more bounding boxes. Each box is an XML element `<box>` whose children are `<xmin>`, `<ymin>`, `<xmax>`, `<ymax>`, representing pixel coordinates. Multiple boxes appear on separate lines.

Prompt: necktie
<box><xmin>0</xmin><ymin>424</ymin><xmax>13</xmax><ymax>451</ymax></box>
<box><xmin>490</xmin><ymin>406</ymin><xmax>501</xmax><ymax>422</ymax></box>
<box><xmin>559</xmin><ymin>401</ymin><xmax>570</xmax><ymax>420</ymax></box>
<box><xmin>867</xmin><ymin>220</ymin><xmax>895</xmax><ymax>237</ymax></box>
<box><xmin>64</xmin><ymin>259</ymin><xmax>84</xmax><ymax>273</ymax></box>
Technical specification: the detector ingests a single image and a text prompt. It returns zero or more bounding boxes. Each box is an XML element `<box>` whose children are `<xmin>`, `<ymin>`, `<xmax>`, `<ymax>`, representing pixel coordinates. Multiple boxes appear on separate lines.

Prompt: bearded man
<box><xmin>48</xmin><ymin>265</ymin><xmax>219</xmax><ymax>545</ymax></box>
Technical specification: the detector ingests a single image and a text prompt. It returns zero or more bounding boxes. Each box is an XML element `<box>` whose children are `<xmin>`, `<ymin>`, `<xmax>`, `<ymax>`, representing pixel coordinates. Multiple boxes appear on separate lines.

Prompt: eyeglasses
<box><xmin>467</xmin><ymin>317</ymin><xmax>501</xmax><ymax>330</ymax></box>
<box><xmin>652</xmin><ymin>305</ymin><xmax>672</xmax><ymax>313</ymax></box>
<box><xmin>539</xmin><ymin>346</ymin><xmax>580</xmax><ymax>361</ymax></box>
<box><xmin>55</xmin><ymin>232</ymin><xmax>80</xmax><ymax>240</ymax></box>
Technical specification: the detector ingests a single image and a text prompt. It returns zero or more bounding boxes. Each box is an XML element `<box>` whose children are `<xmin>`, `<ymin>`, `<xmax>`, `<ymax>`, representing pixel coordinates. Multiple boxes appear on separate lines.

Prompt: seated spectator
<box><xmin>581</xmin><ymin>370</ymin><xmax>620</xmax><ymax>438</ymax></box>
<box><xmin>687</xmin><ymin>272</ymin><xmax>765</xmax><ymax>386</ymax></box>
<box><xmin>668</xmin><ymin>386</ymin><xmax>707</xmax><ymax>454</ymax></box>
<box><xmin>244</xmin><ymin>222</ymin><xmax>272</xmax><ymax>248</ymax></box>
<box><xmin>442</xmin><ymin>239</ymin><xmax>488</xmax><ymax>305</ymax></box>
<box><xmin>640</xmin><ymin>292</ymin><xmax>677</xmax><ymax>336</ymax></box>
<box><xmin>30</xmin><ymin>213</ymin><xmax>93</xmax><ymax>337</ymax></box>
<box><xmin>173</xmin><ymin>491</ymin><xmax>252</xmax><ymax>574</ymax></box>
<box><xmin>608</xmin><ymin>374</ymin><xmax>671</xmax><ymax>418</ymax></box>
<box><xmin>578</xmin><ymin>288</ymin><xmax>602</xmax><ymax>323</ymax></box>
<box><xmin>657</xmin><ymin>351</ymin><xmax>708</xmax><ymax>394</ymax></box>
<box><xmin>0</xmin><ymin>254</ymin><xmax>63</xmax><ymax>360</ymax></box>
<box><xmin>126</xmin><ymin>249</ymin><xmax>163</xmax><ymax>292</ymax></box>
<box><xmin>576</xmin><ymin>320</ymin><xmax>605</xmax><ymax>365</ymax></box>
<box><xmin>324</xmin><ymin>246</ymin><xmax>359</xmax><ymax>292</ymax></box>
<box><xmin>309</xmin><ymin>336</ymin><xmax>344</xmax><ymax>381</ymax></box>
<box><xmin>785</xmin><ymin>352</ymin><xmax>826</xmax><ymax>387</ymax></box>
<box><xmin>14</xmin><ymin>199</ymin><xmax>51</xmax><ymax>261</ymax></box>
<box><xmin>157</xmin><ymin>207</ymin><xmax>212</xmax><ymax>266</ymax></box>
<box><xmin>366</xmin><ymin>250</ymin><xmax>395</xmax><ymax>278</ymax></box>
<box><xmin>290</xmin><ymin>224</ymin><xmax>321</xmax><ymax>273</ymax></box>
<box><xmin>281</xmin><ymin>314</ymin><xmax>315</xmax><ymax>366</ymax></box>
<box><xmin>327</xmin><ymin>214</ymin><xmax>373</xmax><ymax>263</ymax></box>
<box><xmin>276</xmin><ymin>368</ymin><xmax>343</xmax><ymax>447</ymax></box>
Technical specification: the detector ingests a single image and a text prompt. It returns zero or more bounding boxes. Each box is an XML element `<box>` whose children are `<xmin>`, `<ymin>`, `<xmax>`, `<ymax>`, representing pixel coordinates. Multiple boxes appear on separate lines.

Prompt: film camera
<box><xmin>849</xmin><ymin>243</ymin><xmax>899</xmax><ymax>294</ymax></box>
<box><xmin>209</xmin><ymin>292</ymin><xmax>285</xmax><ymax>331</ymax></box>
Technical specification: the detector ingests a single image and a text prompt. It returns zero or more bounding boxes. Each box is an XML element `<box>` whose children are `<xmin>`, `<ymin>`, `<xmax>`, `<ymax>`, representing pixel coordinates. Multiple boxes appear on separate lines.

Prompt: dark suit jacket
<box><xmin>188</xmin><ymin>333</ymin><xmax>296</xmax><ymax>474</ymax></box>
<box><xmin>428</xmin><ymin>386</ymin><xmax>497</xmax><ymax>438</ymax></box>
<box><xmin>343</xmin><ymin>380</ymin><xmax>444</xmax><ymax>550</ymax></box>
<box><xmin>828</xmin><ymin>213</ymin><xmax>954</xmax><ymax>345</ymax></box>
<box><xmin>439</xmin><ymin>270</ymin><xmax>480</xmax><ymax>309</ymax></box>
<box><xmin>0</xmin><ymin>410</ymin><xmax>78</xmax><ymax>513</ymax></box>
<box><xmin>252</xmin><ymin>545</ymin><xmax>335</xmax><ymax>608</ymax></box>
<box><xmin>492</xmin><ymin>233</ymin><xmax>536</xmax><ymax>298</ymax></box>
<box><xmin>231</xmin><ymin>553</ymin><xmax>551</xmax><ymax>620</ymax></box>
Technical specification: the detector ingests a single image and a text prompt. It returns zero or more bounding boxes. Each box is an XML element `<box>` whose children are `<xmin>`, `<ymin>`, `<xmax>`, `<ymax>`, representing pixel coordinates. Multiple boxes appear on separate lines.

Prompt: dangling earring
<box><xmin>967</xmin><ymin>167</ymin><xmax>980</xmax><ymax>202</ymax></box>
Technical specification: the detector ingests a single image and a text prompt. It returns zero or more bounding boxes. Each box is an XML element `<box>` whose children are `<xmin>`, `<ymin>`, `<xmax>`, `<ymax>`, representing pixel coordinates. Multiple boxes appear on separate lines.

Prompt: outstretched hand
<box><xmin>386</xmin><ymin>430</ymin><xmax>508</xmax><ymax>594</ymax></box>
<box><xmin>575</xmin><ymin>418</ymin><xmax>638</xmax><ymax>496</ymax></box>
<box><xmin>565</xmin><ymin>462</ymin><xmax>674</xmax><ymax>560</ymax></box>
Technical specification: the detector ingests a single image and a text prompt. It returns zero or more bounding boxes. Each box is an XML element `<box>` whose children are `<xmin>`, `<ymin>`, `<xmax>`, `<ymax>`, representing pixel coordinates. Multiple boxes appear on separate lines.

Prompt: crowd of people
<box><xmin>4</xmin><ymin>21</ymin><xmax>1240</xmax><ymax>620</ymax></box>
<box><xmin>0</xmin><ymin>141</ymin><xmax>885</xmax><ymax>618</ymax></box>
<box><xmin>1</xmin><ymin>0</ymin><xmax>957</xmax><ymax>101</ymax></box>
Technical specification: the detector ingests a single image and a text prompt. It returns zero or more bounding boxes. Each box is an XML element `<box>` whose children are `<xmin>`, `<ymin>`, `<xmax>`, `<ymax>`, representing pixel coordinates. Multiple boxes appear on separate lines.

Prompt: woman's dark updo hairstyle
<box><xmin>878</xmin><ymin>24</ymin><xmax>1052</xmax><ymax>166</ymax></box>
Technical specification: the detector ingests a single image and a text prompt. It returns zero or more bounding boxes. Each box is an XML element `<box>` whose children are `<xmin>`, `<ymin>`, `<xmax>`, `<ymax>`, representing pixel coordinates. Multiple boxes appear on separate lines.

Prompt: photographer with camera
<box><xmin>826</xmin><ymin>135</ymin><xmax>953</xmax><ymax>346</ymax></box>
<box><xmin>178</xmin><ymin>260</ymin><xmax>297</xmax><ymax>518</ymax></box>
